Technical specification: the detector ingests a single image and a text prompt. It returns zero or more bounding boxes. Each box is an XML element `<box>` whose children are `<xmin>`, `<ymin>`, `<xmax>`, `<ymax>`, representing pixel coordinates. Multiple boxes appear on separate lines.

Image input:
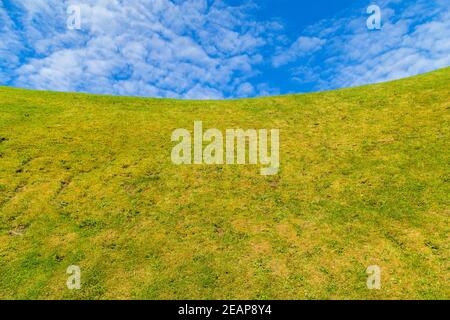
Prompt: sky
<box><xmin>0</xmin><ymin>0</ymin><xmax>449</xmax><ymax>99</ymax></box>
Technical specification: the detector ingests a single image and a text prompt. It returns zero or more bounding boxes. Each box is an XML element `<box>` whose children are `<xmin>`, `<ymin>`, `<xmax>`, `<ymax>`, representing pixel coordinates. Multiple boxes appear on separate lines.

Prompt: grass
<box><xmin>0</xmin><ymin>67</ymin><xmax>449</xmax><ymax>300</ymax></box>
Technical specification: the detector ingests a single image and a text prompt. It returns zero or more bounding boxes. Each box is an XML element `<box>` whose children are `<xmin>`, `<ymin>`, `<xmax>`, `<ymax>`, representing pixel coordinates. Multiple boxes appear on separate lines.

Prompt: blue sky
<box><xmin>0</xmin><ymin>0</ymin><xmax>449</xmax><ymax>99</ymax></box>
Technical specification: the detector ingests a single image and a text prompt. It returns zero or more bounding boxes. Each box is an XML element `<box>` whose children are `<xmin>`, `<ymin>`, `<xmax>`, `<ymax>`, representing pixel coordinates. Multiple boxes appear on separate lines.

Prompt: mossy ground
<box><xmin>0</xmin><ymin>68</ymin><xmax>449</xmax><ymax>299</ymax></box>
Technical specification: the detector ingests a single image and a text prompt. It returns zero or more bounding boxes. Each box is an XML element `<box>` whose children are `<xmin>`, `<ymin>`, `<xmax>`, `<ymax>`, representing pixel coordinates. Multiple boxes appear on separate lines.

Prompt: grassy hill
<box><xmin>0</xmin><ymin>68</ymin><xmax>449</xmax><ymax>300</ymax></box>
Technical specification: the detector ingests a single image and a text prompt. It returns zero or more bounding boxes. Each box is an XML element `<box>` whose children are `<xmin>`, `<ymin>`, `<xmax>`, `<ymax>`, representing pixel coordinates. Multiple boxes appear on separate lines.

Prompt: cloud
<box><xmin>236</xmin><ymin>82</ymin><xmax>255</xmax><ymax>97</ymax></box>
<box><xmin>0</xmin><ymin>1</ymin><xmax>24</xmax><ymax>83</ymax></box>
<box><xmin>1</xmin><ymin>0</ymin><xmax>448</xmax><ymax>98</ymax></box>
<box><xmin>272</xmin><ymin>36</ymin><xmax>326</xmax><ymax>67</ymax></box>
<box><xmin>276</xmin><ymin>0</ymin><xmax>450</xmax><ymax>91</ymax></box>
<box><xmin>0</xmin><ymin>0</ymin><xmax>276</xmax><ymax>99</ymax></box>
<box><xmin>184</xmin><ymin>85</ymin><xmax>223</xmax><ymax>100</ymax></box>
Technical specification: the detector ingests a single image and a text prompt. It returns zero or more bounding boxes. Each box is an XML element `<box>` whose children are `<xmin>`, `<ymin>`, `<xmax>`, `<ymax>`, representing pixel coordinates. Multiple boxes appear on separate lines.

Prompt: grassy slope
<box><xmin>0</xmin><ymin>68</ymin><xmax>449</xmax><ymax>300</ymax></box>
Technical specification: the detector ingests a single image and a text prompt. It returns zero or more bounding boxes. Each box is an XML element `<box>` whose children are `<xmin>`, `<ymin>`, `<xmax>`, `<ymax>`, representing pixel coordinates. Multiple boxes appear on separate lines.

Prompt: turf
<box><xmin>0</xmin><ymin>67</ymin><xmax>449</xmax><ymax>300</ymax></box>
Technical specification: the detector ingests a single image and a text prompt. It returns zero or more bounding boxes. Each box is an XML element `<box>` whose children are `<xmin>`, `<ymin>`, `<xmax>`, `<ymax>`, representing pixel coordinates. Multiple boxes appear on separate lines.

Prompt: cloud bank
<box><xmin>0</xmin><ymin>0</ymin><xmax>449</xmax><ymax>98</ymax></box>
<box><xmin>1</xmin><ymin>0</ymin><xmax>276</xmax><ymax>99</ymax></box>
<box><xmin>277</xmin><ymin>0</ymin><xmax>450</xmax><ymax>91</ymax></box>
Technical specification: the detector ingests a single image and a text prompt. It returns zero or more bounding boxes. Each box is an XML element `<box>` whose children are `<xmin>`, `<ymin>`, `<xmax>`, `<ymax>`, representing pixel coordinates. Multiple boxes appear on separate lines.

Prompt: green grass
<box><xmin>0</xmin><ymin>67</ymin><xmax>449</xmax><ymax>300</ymax></box>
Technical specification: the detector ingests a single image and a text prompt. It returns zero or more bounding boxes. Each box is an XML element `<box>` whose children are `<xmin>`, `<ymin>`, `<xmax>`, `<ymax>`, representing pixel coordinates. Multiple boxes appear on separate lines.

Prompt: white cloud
<box><xmin>184</xmin><ymin>84</ymin><xmax>223</xmax><ymax>100</ymax></box>
<box><xmin>1</xmin><ymin>0</ymin><xmax>448</xmax><ymax>97</ymax></box>
<box><xmin>1</xmin><ymin>0</ymin><xmax>275</xmax><ymax>99</ymax></box>
<box><xmin>272</xmin><ymin>36</ymin><xmax>326</xmax><ymax>67</ymax></box>
<box><xmin>278</xmin><ymin>0</ymin><xmax>450</xmax><ymax>91</ymax></box>
<box><xmin>236</xmin><ymin>82</ymin><xmax>255</xmax><ymax>97</ymax></box>
<box><xmin>0</xmin><ymin>2</ymin><xmax>24</xmax><ymax>83</ymax></box>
